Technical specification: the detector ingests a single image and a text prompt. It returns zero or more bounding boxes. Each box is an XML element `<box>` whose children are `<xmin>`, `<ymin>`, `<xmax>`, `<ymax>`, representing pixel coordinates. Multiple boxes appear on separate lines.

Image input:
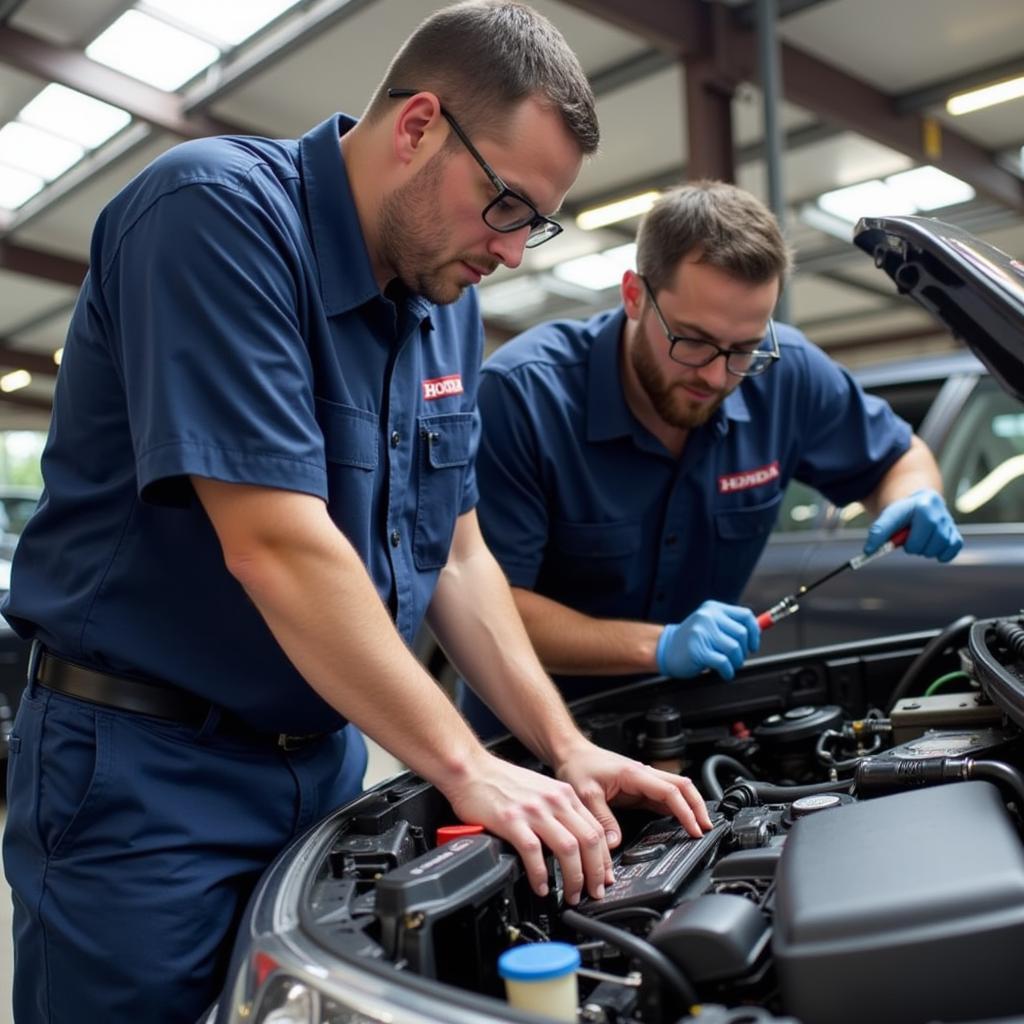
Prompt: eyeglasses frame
<box><xmin>639</xmin><ymin>275</ymin><xmax>780</xmax><ymax>378</ymax></box>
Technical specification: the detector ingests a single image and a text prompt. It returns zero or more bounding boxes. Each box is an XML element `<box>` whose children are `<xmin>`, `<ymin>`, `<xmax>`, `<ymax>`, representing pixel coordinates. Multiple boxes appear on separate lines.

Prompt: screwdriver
<box><xmin>756</xmin><ymin>526</ymin><xmax>911</xmax><ymax>630</ymax></box>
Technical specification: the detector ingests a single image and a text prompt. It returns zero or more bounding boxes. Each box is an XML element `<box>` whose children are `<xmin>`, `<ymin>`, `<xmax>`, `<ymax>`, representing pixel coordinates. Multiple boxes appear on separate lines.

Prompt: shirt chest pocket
<box><xmin>547</xmin><ymin>519</ymin><xmax>643</xmax><ymax>592</ymax></box>
<box><xmin>711</xmin><ymin>493</ymin><xmax>783</xmax><ymax>599</ymax></box>
<box><xmin>316</xmin><ymin>399</ymin><xmax>379</xmax><ymax>538</ymax></box>
<box><xmin>414</xmin><ymin>412</ymin><xmax>475</xmax><ymax>570</ymax></box>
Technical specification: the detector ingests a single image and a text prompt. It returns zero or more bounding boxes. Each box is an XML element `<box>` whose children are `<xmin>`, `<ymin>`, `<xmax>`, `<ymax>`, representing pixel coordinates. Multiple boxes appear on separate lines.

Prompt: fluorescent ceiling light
<box><xmin>947</xmin><ymin>75</ymin><xmax>1024</xmax><ymax>116</ymax></box>
<box><xmin>19</xmin><ymin>84</ymin><xmax>131</xmax><ymax>149</ymax></box>
<box><xmin>86</xmin><ymin>10</ymin><xmax>221</xmax><ymax>91</ymax></box>
<box><xmin>0</xmin><ymin>371</ymin><xmax>32</xmax><ymax>394</ymax></box>
<box><xmin>553</xmin><ymin>242</ymin><xmax>636</xmax><ymax>292</ymax></box>
<box><xmin>142</xmin><ymin>0</ymin><xmax>302</xmax><ymax>46</ymax></box>
<box><xmin>576</xmin><ymin>191</ymin><xmax>660</xmax><ymax>231</ymax></box>
<box><xmin>814</xmin><ymin>166</ymin><xmax>974</xmax><ymax>232</ymax></box>
<box><xmin>0</xmin><ymin>165</ymin><xmax>45</xmax><ymax>210</ymax></box>
<box><xmin>817</xmin><ymin>179</ymin><xmax>917</xmax><ymax>223</ymax></box>
<box><xmin>797</xmin><ymin>202</ymin><xmax>855</xmax><ymax>242</ymax></box>
<box><xmin>478</xmin><ymin>275</ymin><xmax>547</xmax><ymax>319</ymax></box>
<box><xmin>53</xmin><ymin>348</ymin><xmax>64</xmax><ymax>367</ymax></box>
<box><xmin>0</xmin><ymin>122</ymin><xmax>83</xmax><ymax>181</ymax></box>
<box><xmin>885</xmin><ymin>166</ymin><xmax>975</xmax><ymax>210</ymax></box>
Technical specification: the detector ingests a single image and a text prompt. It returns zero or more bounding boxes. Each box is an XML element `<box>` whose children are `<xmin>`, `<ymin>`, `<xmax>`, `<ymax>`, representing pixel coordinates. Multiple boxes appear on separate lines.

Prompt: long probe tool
<box><xmin>756</xmin><ymin>526</ymin><xmax>911</xmax><ymax>631</ymax></box>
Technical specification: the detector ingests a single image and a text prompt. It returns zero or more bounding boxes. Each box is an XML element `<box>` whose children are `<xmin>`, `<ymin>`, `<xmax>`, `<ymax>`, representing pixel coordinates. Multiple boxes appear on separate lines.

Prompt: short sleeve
<box><xmin>791</xmin><ymin>338</ymin><xmax>912</xmax><ymax>506</ymax></box>
<box><xmin>476</xmin><ymin>368</ymin><xmax>549</xmax><ymax>588</ymax></box>
<box><xmin>102</xmin><ymin>170</ymin><xmax>327</xmax><ymax>506</ymax></box>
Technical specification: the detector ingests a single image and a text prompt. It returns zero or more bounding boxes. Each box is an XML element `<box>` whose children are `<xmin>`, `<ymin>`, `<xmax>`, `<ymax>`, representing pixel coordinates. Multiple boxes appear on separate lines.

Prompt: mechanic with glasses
<box><xmin>460</xmin><ymin>181</ymin><xmax>963</xmax><ymax>738</ymax></box>
<box><xmin>2</xmin><ymin>6</ymin><xmax>716</xmax><ymax>1023</ymax></box>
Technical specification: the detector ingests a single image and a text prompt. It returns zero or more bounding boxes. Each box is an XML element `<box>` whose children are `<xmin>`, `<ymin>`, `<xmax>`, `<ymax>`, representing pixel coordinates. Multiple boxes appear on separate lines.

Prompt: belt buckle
<box><xmin>277</xmin><ymin>732</ymin><xmax>316</xmax><ymax>752</ymax></box>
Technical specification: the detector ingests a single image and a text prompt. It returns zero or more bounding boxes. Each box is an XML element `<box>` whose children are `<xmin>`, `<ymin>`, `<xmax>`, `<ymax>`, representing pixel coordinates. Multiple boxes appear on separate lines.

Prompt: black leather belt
<box><xmin>32</xmin><ymin>646</ymin><xmax>329</xmax><ymax>751</ymax></box>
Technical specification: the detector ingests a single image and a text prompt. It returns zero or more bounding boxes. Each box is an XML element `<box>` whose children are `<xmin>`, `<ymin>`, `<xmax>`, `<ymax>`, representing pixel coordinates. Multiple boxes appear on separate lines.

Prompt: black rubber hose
<box><xmin>701</xmin><ymin>754</ymin><xmax>753</xmax><ymax>801</ymax></box>
<box><xmin>561</xmin><ymin>907</ymin><xmax>697</xmax><ymax>1010</ymax></box>
<box><xmin>719</xmin><ymin>777</ymin><xmax>853</xmax><ymax>817</ymax></box>
<box><xmin>886</xmin><ymin>614</ymin><xmax>976</xmax><ymax>713</ymax></box>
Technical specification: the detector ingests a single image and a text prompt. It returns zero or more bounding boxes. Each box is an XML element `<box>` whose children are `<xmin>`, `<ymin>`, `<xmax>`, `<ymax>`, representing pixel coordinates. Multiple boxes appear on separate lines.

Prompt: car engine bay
<box><xmin>269</xmin><ymin>613</ymin><xmax>1024</xmax><ymax>1024</ymax></box>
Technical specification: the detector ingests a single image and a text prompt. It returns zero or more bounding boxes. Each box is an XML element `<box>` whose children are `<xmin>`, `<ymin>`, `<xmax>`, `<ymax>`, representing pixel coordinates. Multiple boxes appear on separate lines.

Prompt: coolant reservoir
<box><xmin>498</xmin><ymin>942</ymin><xmax>580</xmax><ymax>1021</ymax></box>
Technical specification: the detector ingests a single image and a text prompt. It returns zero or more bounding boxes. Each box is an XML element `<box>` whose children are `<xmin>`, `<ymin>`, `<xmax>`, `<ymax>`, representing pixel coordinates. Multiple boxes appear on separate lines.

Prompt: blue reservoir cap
<box><xmin>498</xmin><ymin>942</ymin><xmax>581</xmax><ymax>982</ymax></box>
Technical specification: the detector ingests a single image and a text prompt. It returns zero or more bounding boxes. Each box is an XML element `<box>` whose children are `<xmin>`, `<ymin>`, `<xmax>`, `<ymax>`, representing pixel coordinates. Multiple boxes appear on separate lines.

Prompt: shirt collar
<box><xmin>586</xmin><ymin>305</ymin><xmax>752</xmax><ymax>443</ymax></box>
<box><xmin>299</xmin><ymin>114</ymin><xmax>381</xmax><ymax>316</ymax></box>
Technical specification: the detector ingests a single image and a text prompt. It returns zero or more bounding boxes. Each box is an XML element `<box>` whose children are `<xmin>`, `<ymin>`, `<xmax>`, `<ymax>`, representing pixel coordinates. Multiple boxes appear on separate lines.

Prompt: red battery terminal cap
<box><xmin>436</xmin><ymin>824</ymin><xmax>486</xmax><ymax>845</ymax></box>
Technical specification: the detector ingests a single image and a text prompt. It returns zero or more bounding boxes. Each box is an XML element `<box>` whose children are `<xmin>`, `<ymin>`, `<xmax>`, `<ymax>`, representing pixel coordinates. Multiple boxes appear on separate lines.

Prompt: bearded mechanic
<box><xmin>460</xmin><ymin>181</ymin><xmax>963</xmax><ymax>738</ymax></box>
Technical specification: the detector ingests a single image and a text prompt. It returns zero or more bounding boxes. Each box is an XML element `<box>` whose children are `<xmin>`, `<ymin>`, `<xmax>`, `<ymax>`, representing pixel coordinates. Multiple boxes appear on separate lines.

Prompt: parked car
<box><xmin>206</xmin><ymin>217</ymin><xmax>1024</xmax><ymax>1024</ymax></box>
<box><xmin>743</xmin><ymin>348</ymin><xmax>1024</xmax><ymax>655</ymax></box>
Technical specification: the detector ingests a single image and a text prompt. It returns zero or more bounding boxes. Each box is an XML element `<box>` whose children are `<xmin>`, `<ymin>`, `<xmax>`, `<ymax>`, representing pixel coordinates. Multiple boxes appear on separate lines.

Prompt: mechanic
<box><xmin>1</xmin><ymin>6</ymin><xmax>714</xmax><ymax>1022</ymax></box>
<box><xmin>459</xmin><ymin>181</ymin><xmax>963</xmax><ymax>738</ymax></box>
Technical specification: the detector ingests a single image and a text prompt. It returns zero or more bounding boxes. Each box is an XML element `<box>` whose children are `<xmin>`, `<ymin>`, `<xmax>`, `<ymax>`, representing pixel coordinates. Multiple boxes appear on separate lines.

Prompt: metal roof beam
<box><xmin>0</xmin><ymin>24</ymin><xmax>249</xmax><ymax>139</ymax></box>
<box><xmin>563</xmin><ymin>0</ymin><xmax>1024</xmax><ymax>212</ymax></box>
<box><xmin>0</xmin><ymin>343</ymin><xmax>60</xmax><ymax>378</ymax></box>
<box><xmin>0</xmin><ymin>240</ymin><xmax>88</xmax><ymax>288</ymax></box>
<box><xmin>895</xmin><ymin>56</ymin><xmax>1024</xmax><ymax>115</ymax></box>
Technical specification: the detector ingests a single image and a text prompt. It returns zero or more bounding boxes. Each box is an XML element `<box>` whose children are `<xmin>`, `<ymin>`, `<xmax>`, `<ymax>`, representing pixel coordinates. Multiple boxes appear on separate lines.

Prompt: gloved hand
<box><xmin>864</xmin><ymin>488</ymin><xmax>963</xmax><ymax>563</ymax></box>
<box><xmin>656</xmin><ymin>600</ymin><xmax>761</xmax><ymax>681</ymax></box>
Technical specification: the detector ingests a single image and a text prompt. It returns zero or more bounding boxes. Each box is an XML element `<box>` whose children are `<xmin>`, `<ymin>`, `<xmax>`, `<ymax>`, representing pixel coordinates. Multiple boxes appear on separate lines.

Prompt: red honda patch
<box><xmin>718</xmin><ymin>460</ymin><xmax>780</xmax><ymax>494</ymax></box>
<box><xmin>422</xmin><ymin>374</ymin><xmax>464</xmax><ymax>401</ymax></box>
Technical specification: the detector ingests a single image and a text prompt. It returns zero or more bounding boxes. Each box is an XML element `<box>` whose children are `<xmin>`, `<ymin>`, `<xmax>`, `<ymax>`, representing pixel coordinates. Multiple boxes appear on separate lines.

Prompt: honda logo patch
<box><xmin>422</xmin><ymin>374</ymin><xmax>464</xmax><ymax>401</ymax></box>
<box><xmin>718</xmin><ymin>460</ymin><xmax>780</xmax><ymax>494</ymax></box>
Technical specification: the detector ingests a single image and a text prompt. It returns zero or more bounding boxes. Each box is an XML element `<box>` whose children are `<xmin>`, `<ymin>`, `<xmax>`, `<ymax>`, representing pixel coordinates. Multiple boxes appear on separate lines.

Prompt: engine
<box><xmin>299</xmin><ymin>615</ymin><xmax>1024</xmax><ymax>1024</ymax></box>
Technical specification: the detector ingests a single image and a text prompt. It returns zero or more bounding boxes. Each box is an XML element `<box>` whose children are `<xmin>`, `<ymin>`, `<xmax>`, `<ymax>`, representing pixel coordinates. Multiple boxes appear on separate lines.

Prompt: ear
<box><xmin>391</xmin><ymin>92</ymin><xmax>445</xmax><ymax>168</ymax></box>
<box><xmin>622</xmin><ymin>269</ymin><xmax>645</xmax><ymax>321</ymax></box>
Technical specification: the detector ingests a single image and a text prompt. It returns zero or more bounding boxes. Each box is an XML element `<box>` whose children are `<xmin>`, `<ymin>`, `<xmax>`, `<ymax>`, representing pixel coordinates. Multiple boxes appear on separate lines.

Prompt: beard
<box><xmin>377</xmin><ymin>150</ymin><xmax>496</xmax><ymax>306</ymax></box>
<box><xmin>630</xmin><ymin>331</ymin><xmax>730</xmax><ymax>430</ymax></box>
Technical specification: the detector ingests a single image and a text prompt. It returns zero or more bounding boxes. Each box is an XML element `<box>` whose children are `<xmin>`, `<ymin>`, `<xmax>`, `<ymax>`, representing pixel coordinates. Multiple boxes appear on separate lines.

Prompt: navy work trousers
<box><xmin>3</xmin><ymin>681</ymin><xmax>367</xmax><ymax>1023</ymax></box>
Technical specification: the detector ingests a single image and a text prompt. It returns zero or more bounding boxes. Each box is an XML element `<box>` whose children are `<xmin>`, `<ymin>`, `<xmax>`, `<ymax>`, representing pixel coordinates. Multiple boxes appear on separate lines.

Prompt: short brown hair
<box><xmin>365</xmin><ymin>1</ymin><xmax>598</xmax><ymax>154</ymax></box>
<box><xmin>637</xmin><ymin>181</ymin><xmax>793</xmax><ymax>294</ymax></box>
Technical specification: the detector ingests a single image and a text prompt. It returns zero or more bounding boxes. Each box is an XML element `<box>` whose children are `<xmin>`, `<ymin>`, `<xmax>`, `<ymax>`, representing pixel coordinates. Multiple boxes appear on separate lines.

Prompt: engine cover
<box><xmin>773</xmin><ymin>781</ymin><xmax>1024</xmax><ymax>1024</ymax></box>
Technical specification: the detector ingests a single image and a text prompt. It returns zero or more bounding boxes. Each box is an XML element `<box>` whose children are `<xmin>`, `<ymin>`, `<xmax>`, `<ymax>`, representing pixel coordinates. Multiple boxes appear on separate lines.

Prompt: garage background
<box><xmin>1</xmin><ymin>0</ymin><xmax>1024</xmax><ymax>1014</ymax></box>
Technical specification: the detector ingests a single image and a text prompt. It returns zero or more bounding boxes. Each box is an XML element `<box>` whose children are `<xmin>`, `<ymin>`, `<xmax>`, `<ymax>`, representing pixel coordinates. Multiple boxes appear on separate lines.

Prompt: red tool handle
<box><xmin>892</xmin><ymin>526</ymin><xmax>911</xmax><ymax>547</ymax></box>
<box><xmin>756</xmin><ymin>610</ymin><xmax>774</xmax><ymax>630</ymax></box>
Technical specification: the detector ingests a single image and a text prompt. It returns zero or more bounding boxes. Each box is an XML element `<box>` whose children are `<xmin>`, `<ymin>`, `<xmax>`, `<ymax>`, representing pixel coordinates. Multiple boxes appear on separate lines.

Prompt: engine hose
<box><xmin>855</xmin><ymin>757</ymin><xmax>1024</xmax><ymax>810</ymax></box>
<box><xmin>886</xmin><ymin>614</ymin><xmax>976</xmax><ymax>713</ymax></box>
<box><xmin>719</xmin><ymin>778</ymin><xmax>853</xmax><ymax>817</ymax></box>
<box><xmin>561</xmin><ymin>907</ymin><xmax>697</xmax><ymax>1010</ymax></box>
<box><xmin>994</xmin><ymin>620</ymin><xmax>1024</xmax><ymax>660</ymax></box>
<box><xmin>701</xmin><ymin>754</ymin><xmax>753</xmax><ymax>801</ymax></box>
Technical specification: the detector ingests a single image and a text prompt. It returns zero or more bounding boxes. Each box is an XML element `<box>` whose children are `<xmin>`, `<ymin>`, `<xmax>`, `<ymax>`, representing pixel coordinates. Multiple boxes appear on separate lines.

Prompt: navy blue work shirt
<box><xmin>4</xmin><ymin>114</ymin><xmax>483</xmax><ymax>734</ymax></box>
<box><xmin>474</xmin><ymin>307</ymin><xmax>911</xmax><ymax>700</ymax></box>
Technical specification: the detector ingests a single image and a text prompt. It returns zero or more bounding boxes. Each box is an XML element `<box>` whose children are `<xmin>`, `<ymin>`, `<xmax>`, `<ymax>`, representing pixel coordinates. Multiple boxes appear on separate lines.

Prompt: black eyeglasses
<box><xmin>388</xmin><ymin>88</ymin><xmax>563</xmax><ymax>248</ymax></box>
<box><xmin>640</xmin><ymin>276</ymin><xmax>780</xmax><ymax>378</ymax></box>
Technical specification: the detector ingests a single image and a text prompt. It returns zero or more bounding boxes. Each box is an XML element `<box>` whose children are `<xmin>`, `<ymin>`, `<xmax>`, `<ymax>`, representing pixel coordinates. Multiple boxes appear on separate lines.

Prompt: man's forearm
<box><xmin>426</xmin><ymin>512</ymin><xmax>596</xmax><ymax>766</ymax></box>
<box><xmin>863</xmin><ymin>435</ymin><xmax>942</xmax><ymax>517</ymax></box>
<box><xmin>512</xmin><ymin>586</ymin><xmax>663</xmax><ymax>677</ymax></box>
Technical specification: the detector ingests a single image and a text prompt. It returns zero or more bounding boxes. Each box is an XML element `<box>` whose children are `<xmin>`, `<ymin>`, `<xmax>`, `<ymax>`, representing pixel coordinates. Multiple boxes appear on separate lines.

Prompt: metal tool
<box><xmin>756</xmin><ymin>526</ymin><xmax>911</xmax><ymax>630</ymax></box>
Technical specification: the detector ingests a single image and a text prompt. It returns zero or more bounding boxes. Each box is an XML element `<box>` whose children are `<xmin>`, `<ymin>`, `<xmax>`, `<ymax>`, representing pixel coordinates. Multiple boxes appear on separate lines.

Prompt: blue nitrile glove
<box><xmin>864</xmin><ymin>488</ymin><xmax>963</xmax><ymax>563</ymax></box>
<box><xmin>656</xmin><ymin>600</ymin><xmax>761</xmax><ymax>681</ymax></box>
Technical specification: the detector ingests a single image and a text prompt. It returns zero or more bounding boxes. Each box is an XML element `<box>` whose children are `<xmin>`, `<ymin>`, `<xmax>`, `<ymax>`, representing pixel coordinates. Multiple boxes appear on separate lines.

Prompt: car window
<box><xmin>942</xmin><ymin>378</ymin><xmax>1024</xmax><ymax>526</ymax></box>
<box><xmin>770</xmin><ymin>375</ymin><xmax>947</xmax><ymax>534</ymax></box>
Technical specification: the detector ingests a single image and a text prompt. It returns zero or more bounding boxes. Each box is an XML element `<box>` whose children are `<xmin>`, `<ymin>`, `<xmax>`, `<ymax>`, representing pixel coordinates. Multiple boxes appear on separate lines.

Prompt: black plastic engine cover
<box><xmin>774</xmin><ymin>781</ymin><xmax>1024</xmax><ymax>1024</ymax></box>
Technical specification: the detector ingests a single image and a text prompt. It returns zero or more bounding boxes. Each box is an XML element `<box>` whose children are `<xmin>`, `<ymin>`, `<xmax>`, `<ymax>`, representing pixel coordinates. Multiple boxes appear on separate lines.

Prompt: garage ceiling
<box><xmin>1</xmin><ymin>0</ymin><xmax>1022</xmax><ymax>429</ymax></box>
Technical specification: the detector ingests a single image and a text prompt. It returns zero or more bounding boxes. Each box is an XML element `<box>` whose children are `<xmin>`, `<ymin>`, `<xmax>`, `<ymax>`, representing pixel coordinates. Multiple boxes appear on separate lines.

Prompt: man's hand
<box><xmin>444</xmin><ymin>753</ymin><xmax>615</xmax><ymax>906</ymax></box>
<box><xmin>656</xmin><ymin>600</ymin><xmax>761</xmax><ymax>680</ymax></box>
<box><xmin>443</xmin><ymin>744</ymin><xmax>713</xmax><ymax>906</ymax></box>
<box><xmin>864</xmin><ymin>488</ymin><xmax>962</xmax><ymax>562</ymax></box>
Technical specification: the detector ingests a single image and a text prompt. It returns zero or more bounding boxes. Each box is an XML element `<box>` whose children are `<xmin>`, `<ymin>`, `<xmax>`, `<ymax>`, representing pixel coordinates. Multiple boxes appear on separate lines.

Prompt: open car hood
<box><xmin>854</xmin><ymin>215</ymin><xmax>1024</xmax><ymax>402</ymax></box>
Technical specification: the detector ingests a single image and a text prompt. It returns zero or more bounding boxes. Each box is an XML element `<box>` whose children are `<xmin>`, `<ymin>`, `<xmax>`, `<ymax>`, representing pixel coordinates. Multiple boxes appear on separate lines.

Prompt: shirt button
<box><xmin>390</xmin><ymin>530</ymin><xmax>401</xmax><ymax>548</ymax></box>
<box><xmin>665</xmin><ymin>534</ymin><xmax>678</xmax><ymax>547</ymax></box>
<box><xmin>390</xmin><ymin>431</ymin><xmax>401</xmax><ymax>448</ymax></box>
